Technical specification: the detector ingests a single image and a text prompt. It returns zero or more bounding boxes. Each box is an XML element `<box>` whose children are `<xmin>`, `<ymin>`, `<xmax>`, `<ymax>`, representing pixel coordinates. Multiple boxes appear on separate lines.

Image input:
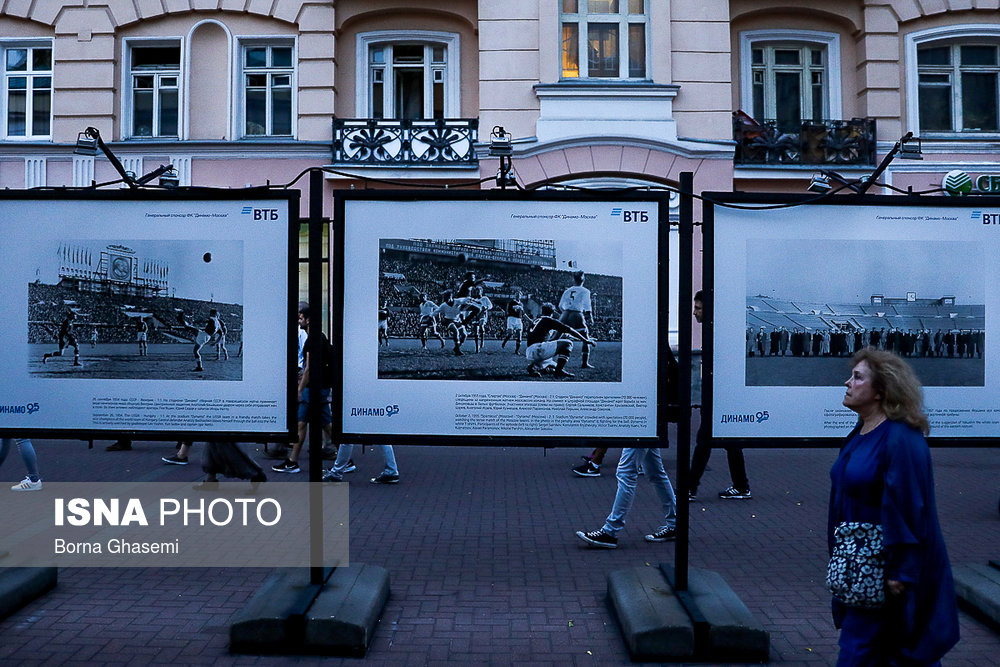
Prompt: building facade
<box><xmin>0</xmin><ymin>1</ymin><xmax>996</xmax><ymax>283</ymax></box>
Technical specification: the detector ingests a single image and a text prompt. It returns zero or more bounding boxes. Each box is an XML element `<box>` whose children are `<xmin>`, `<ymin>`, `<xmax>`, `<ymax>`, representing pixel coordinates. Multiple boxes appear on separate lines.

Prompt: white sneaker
<box><xmin>12</xmin><ymin>477</ymin><xmax>42</xmax><ymax>491</ymax></box>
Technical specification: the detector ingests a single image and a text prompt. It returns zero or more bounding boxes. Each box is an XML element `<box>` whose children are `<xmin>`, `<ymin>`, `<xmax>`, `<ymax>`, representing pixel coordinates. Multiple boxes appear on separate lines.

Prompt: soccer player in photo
<box><xmin>558</xmin><ymin>271</ymin><xmax>595</xmax><ymax>369</ymax></box>
<box><xmin>136</xmin><ymin>317</ymin><xmax>149</xmax><ymax>356</ymax></box>
<box><xmin>178</xmin><ymin>309</ymin><xmax>222</xmax><ymax>372</ymax></box>
<box><xmin>501</xmin><ymin>290</ymin><xmax>527</xmax><ymax>354</ymax></box>
<box><xmin>461</xmin><ymin>286</ymin><xmax>492</xmax><ymax>353</ymax></box>
<box><xmin>215</xmin><ymin>314</ymin><xmax>229</xmax><ymax>360</ymax></box>
<box><xmin>42</xmin><ymin>311</ymin><xmax>82</xmax><ymax>366</ymax></box>
<box><xmin>525</xmin><ymin>303</ymin><xmax>595</xmax><ymax>378</ymax></box>
<box><xmin>417</xmin><ymin>293</ymin><xmax>446</xmax><ymax>349</ymax></box>
<box><xmin>378</xmin><ymin>300</ymin><xmax>391</xmax><ymax>347</ymax></box>
<box><xmin>434</xmin><ymin>291</ymin><xmax>469</xmax><ymax>356</ymax></box>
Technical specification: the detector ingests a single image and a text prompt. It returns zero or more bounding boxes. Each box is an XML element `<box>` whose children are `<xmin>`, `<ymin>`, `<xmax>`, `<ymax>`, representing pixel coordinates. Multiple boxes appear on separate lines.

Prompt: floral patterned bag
<box><xmin>826</xmin><ymin>521</ymin><xmax>885</xmax><ymax>608</ymax></box>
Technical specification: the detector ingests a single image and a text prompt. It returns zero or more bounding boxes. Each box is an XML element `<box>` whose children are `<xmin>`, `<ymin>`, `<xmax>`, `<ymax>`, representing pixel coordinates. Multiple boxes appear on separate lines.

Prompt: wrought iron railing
<box><xmin>331</xmin><ymin>118</ymin><xmax>479</xmax><ymax>167</ymax></box>
<box><xmin>733</xmin><ymin>114</ymin><xmax>877</xmax><ymax>166</ymax></box>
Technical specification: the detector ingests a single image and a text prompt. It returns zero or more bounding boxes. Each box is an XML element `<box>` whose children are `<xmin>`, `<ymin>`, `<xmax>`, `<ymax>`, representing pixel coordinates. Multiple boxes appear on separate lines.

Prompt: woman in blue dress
<box><xmin>830</xmin><ymin>348</ymin><xmax>959</xmax><ymax>665</ymax></box>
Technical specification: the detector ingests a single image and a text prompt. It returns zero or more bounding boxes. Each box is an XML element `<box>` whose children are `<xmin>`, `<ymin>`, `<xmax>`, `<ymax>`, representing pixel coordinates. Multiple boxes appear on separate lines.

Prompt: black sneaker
<box><xmin>572</xmin><ymin>460</ymin><xmax>600</xmax><ymax>477</ymax></box>
<box><xmin>370</xmin><ymin>472</ymin><xmax>399</xmax><ymax>484</ymax></box>
<box><xmin>344</xmin><ymin>460</ymin><xmax>357</xmax><ymax>473</ymax></box>
<box><xmin>576</xmin><ymin>529</ymin><xmax>618</xmax><ymax>548</ymax></box>
<box><xmin>162</xmin><ymin>455</ymin><xmax>188</xmax><ymax>465</ymax></box>
<box><xmin>272</xmin><ymin>460</ymin><xmax>300</xmax><ymax>474</ymax></box>
<box><xmin>719</xmin><ymin>486</ymin><xmax>751</xmax><ymax>499</ymax></box>
<box><xmin>645</xmin><ymin>527</ymin><xmax>677</xmax><ymax>542</ymax></box>
<box><xmin>106</xmin><ymin>440</ymin><xmax>132</xmax><ymax>451</ymax></box>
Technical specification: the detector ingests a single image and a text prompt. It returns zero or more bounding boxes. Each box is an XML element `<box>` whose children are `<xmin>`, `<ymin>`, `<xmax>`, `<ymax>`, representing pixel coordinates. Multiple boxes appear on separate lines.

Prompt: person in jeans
<box><xmin>273</xmin><ymin>303</ymin><xmax>332</xmax><ymax>474</ymax></box>
<box><xmin>2</xmin><ymin>437</ymin><xmax>43</xmax><ymax>491</ymax></box>
<box><xmin>323</xmin><ymin>444</ymin><xmax>399</xmax><ymax>484</ymax></box>
<box><xmin>575</xmin><ymin>448</ymin><xmax>676</xmax><ymax>548</ymax></box>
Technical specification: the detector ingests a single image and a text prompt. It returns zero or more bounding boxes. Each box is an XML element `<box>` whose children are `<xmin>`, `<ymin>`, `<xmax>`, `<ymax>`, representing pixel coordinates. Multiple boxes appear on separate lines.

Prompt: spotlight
<box><xmin>899</xmin><ymin>135</ymin><xmax>923</xmax><ymax>160</ymax></box>
<box><xmin>73</xmin><ymin>129</ymin><xmax>99</xmax><ymax>156</ymax></box>
<box><xmin>807</xmin><ymin>173</ymin><xmax>832</xmax><ymax>194</ymax></box>
<box><xmin>489</xmin><ymin>126</ymin><xmax>513</xmax><ymax>157</ymax></box>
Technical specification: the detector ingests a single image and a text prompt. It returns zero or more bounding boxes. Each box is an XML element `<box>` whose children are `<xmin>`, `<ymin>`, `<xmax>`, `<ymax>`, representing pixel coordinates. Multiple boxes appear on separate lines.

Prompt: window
<box><xmin>750</xmin><ymin>45</ymin><xmax>826</xmax><ymax>128</ymax></box>
<box><xmin>3</xmin><ymin>43</ymin><xmax>52</xmax><ymax>139</ymax></box>
<box><xmin>918</xmin><ymin>43</ymin><xmax>1000</xmax><ymax>132</ymax></box>
<box><xmin>128</xmin><ymin>43</ymin><xmax>180</xmax><ymax>138</ymax></box>
<box><xmin>242</xmin><ymin>44</ymin><xmax>294</xmax><ymax>136</ymax></box>
<box><xmin>368</xmin><ymin>43</ymin><xmax>446</xmax><ymax>119</ymax></box>
<box><xmin>560</xmin><ymin>0</ymin><xmax>648</xmax><ymax>79</ymax></box>
<box><xmin>739</xmin><ymin>31</ymin><xmax>842</xmax><ymax>127</ymax></box>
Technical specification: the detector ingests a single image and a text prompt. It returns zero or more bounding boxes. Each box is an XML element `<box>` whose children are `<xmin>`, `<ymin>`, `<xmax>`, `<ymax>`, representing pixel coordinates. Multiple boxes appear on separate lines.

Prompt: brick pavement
<box><xmin>0</xmin><ymin>432</ymin><xmax>997</xmax><ymax>666</ymax></box>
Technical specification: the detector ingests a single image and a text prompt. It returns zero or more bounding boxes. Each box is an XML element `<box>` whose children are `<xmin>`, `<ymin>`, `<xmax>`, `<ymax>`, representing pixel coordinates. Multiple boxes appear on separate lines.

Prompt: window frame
<box><xmin>739</xmin><ymin>30</ymin><xmax>842</xmax><ymax>123</ymax></box>
<box><xmin>1</xmin><ymin>40</ymin><xmax>53</xmax><ymax>141</ymax></box>
<box><xmin>355</xmin><ymin>31</ymin><xmax>460</xmax><ymax>119</ymax></box>
<box><xmin>905</xmin><ymin>25</ymin><xmax>1000</xmax><ymax>137</ymax></box>
<box><xmin>559</xmin><ymin>0</ymin><xmax>650</xmax><ymax>80</ymax></box>
<box><xmin>238</xmin><ymin>38</ymin><xmax>297</xmax><ymax>138</ymax></box>
<box><xmin>122</xmin><ymin>37</ymin><xmax>183</xmax><ymax>140</ymax></box>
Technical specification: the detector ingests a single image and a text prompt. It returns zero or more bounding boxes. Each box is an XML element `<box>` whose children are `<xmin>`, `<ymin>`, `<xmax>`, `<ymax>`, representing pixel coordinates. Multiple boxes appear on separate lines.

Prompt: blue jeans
<box><xmin>327</xmin><ymin>444</ymin><xmax>398</xmax><ymax>480</ymax></box>
<box><xmin>0</xmin><ymin>438</ymin><xmax>40</xmax><ymax>482</ymax></box>
<box><xmin>602</xmin><ymin>448</ymin><xmax>676</xmax><ymax>537</ymax></box>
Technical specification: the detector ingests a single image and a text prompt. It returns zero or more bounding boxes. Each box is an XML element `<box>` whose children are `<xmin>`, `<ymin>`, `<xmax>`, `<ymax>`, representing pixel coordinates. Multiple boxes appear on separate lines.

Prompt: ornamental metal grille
<box><xmin>733</xmin><ymin>114</ymin><xmax>877</xmax><ymax>166</ymax></box>
<box><xmin>332</xmin><ymin>118</ymin><xmax>479</xmax><ymax>167</ymax></box>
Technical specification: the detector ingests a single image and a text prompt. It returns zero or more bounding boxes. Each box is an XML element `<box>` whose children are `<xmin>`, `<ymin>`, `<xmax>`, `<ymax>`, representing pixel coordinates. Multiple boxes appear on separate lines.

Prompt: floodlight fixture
<box><xmin>807</xmin><ymin>173</ymin><xmax>833</xmax><ymax>194</ymax></box>
<box><xmin>488</xmin><ymin>125</ymin><xmax>513</xmax><ymax>157</ymax></box>
<box><xmin>899</xmin><ymin>135</ymin><xmax>923</xmax><ymax>160</ymax></box>
<box><xmin>73</xmin><ymin>129</ymin><xmax>99</xmax><ymax>156</ymax></box>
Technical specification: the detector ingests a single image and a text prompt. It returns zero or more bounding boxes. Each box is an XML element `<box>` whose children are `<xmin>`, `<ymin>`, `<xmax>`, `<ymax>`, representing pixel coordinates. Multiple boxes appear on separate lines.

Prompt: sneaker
<box><xmin>572</xmin><ymin>460</ymin><xmax>600</xmax><ymax>477</ymax></box>
<box><xmin>344</xmin><ymin>460</ymin><xmax>357</xmax><ymax>473</ymax></box>
<box><xmin>11</xmin><ymin>477</ymin><xmax>42</xmax><ymax>491</ymax></box>
<box><xmin>322</xmin><ymin>469</ymin><xmax>343</xmax><ymax>483</ymax></box>
<box><xmin>575</xmin><ymin>529</ymin><xmax>618</xmax><ymax>549</ymax></box>
<box><xmin>272</xmin><ymin>460</ymin><xmax>300</xmax><ymax>474</ymax></box>
<box><xmin>321</xmin><ymin>446</ymin><xmax>338</xmax><ymax>460</ymax></box>
<box><xmin>370</xmin><ymin>472</ymin><xmax>399</xmax><ymax>484</ymax></box>
<box><xmin>162</xmin><ymin>455</ymin><xmax>188</xmax><ymax>465</ymax></box>
<box><xmin>106</xmin><ymin>440</ymin><xmax>132</xmax><ymax>451</ymax></box>
<box><xmin>645</xmin><ymin>527</ymin><xmax>677</xmax><ymax>542</ymax></box>
<box><xmin>719</xmin><ymin>486</ymin><xmax>751</xmax><ymax>499</ymax></box>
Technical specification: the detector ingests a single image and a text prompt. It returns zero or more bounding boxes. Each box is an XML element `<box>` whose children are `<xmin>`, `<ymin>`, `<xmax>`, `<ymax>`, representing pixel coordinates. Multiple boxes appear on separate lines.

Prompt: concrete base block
<box><xmin>230</xmin><ymin>565</ymin><xmax>389</xmax><ymax>657</ymax></box>
<box><xmin>0</xmin><ymin>567</ymin><xmax>57</xmax><ymax>620</ymax></box>
<box><xmin>305</xmin><ymin>563</ymin><xmax>390</xmax><ymax>656</ymax></box>
<box><xmin>953</xmin><ymin>563</ymin><xmax>1000</xmax><ymax>630</ymax></box>
<box><xmin>663</xmin><ymin>564</ymin><xmax>770</xmax><ymax>662</ymax></box>
<box><xmin>607</xmin><ymin>566</ymin><xmax>695</xmax><ymax>660</ymax></box>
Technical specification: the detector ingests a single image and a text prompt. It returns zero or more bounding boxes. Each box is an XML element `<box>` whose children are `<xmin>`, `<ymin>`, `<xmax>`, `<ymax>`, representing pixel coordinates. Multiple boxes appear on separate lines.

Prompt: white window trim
<box><xmin>1</xmin><ymin>39</ymin><xmax>54</xmax><ymax>141</ymax></box>
<box><xmin>121</xmin><ymin>36</ymin><xmax>184</xmax><ymax>140</ymax></box>
<box><xmin>355</xmin><ymin>30</ymin><xmax>460</xmax><ymax>118</ymax></box>
<box><xmin>236</xmin><ymin>36</ymin><xmax>297</xmax><ymax>139</ymax></box>
<box><xmin>560</xmin><ymin>2</ymin><xmax>651</xmax><ymax>80</ymax></box>
<box><xmin>905</xmin><ymin>24</ymin><xmax>1000</xmax><ymax>137</ymax></box>
<box><xmin>739</xmin><ymin>29</ymin><xmax>842</xmax><ymax>120</ymax></box>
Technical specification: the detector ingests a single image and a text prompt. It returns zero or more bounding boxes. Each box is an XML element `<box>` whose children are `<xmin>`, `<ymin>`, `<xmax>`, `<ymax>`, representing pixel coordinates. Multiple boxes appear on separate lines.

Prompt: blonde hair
<box><xmin>851</xmin><ymin>347</ymin><xmax>930</xmax><ymax>435</ymax></box>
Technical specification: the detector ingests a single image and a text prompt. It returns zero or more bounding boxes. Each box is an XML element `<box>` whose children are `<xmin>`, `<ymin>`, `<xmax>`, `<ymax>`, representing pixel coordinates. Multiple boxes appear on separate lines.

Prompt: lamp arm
<box><xmin>857</xmin><ymin>132</ymin><xmax>912</xmax><ymax>195</ymax></box>
<box><xmin>86</xmin><ymin>127</ymin><xmax>138</xmax><ymax>189</ymax></box>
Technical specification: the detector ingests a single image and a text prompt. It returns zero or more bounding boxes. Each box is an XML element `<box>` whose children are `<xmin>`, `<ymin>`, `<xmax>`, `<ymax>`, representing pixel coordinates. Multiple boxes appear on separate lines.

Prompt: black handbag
<box><xmin>826</xmin><ymin>521</ymin><xmax>885</xmax><ymax>608</ymax></box>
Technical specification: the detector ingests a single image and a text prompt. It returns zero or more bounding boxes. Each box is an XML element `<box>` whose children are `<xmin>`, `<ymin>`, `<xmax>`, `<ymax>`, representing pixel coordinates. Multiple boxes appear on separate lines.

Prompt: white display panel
<box><xmin>711</xmin><ymin>198</ymin><xmax>994</xmax><ymax>440</ymax></box>
<box><xmin>0</xmin><ymin>195</ymin><xmax>294</xmax><ymax>438</ymax></box>
<box><xmin>339</xmin><ymin>196</ymin><xmax>662</xmax><ymax>439</ymax></box>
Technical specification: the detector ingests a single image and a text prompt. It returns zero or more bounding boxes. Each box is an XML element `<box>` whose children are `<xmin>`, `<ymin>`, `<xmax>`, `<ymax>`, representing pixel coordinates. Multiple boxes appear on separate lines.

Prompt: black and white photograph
<box><xmin>29</xmin><ymin>240</ymin><xmax>244</xmax><ymax>381</ymax></box>
<box><xmin>744</xmin><ymin>239</ymin><xmax>984</xmax><ymax>387</ymax></box>
<box><xmin>710</xmin><ymin>197</ymin><xmax>1000</xmax><ymax>441</ymax></box>
<box><xmin>338</xmin><ymin>195</ymin><xmax>661</xmax><ymax>439</ymax></box>
<box><xmin>375</xmin><ymin>238</ymin><xmax>623</xmax><ymax>382</ymax></box>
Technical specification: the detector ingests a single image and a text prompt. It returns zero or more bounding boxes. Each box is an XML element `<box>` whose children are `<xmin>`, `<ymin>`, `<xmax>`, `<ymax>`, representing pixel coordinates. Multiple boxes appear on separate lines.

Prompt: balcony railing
<box><xmin>331</xmin><ymin>118</ymin><xmax>479</xmax><ymax>167</ymax></box>
<box><xmin>733</xmin><ymin>113</ymin><xmax>877</xmax><ymax>167</ymax></box>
